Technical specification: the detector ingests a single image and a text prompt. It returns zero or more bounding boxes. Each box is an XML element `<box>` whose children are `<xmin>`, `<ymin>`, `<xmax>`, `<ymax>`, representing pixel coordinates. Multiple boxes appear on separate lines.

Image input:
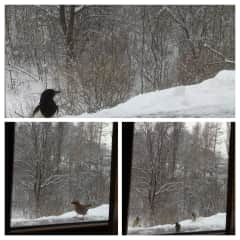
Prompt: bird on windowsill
<box><xmin>71</xmin><ymin>200</ymin><xmax>92</xmax><ymax>219</ymax></box>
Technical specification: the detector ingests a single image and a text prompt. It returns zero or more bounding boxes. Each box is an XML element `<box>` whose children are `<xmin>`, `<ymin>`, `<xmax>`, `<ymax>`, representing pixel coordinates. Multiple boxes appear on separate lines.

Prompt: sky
<box><xmin>186</xmin><ymin>122</ymin><xmax>228</xmax><ymax>158</ymax></box>
<box><xmin>15</xmin><ymin>122</ymin><xmax>113</xmax><ymax>149</ymax></box>
<box><xmin>135</xmin><ymin>122</ymin><xmax>229</xmax><ymax>158</ymax></box>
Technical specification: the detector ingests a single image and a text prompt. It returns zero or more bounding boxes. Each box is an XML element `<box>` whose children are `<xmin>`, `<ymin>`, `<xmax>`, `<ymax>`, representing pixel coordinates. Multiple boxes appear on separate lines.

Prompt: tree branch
<box><xmin>155</xmin><ymin>181</ymin><xmax>183</xmax><ymax>196</ymax></box>
<box><xmin>203</xmin><ymin>43</ymin><xmax>235</xmax><ymax>64</ymax></box>
<box><xmin>6</xmin><ymin>64</ymin><xmax>39</xmax><ymax>81</ymax></box>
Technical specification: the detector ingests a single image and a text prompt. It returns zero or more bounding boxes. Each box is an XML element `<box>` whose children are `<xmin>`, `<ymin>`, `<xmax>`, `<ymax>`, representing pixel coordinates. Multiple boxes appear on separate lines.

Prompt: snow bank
<box><xmin>6</xmin><ymin>80</ymin><xmax>45</xmax><ymax>117</ymax></box>
<box><xmin>6</xmin><ymin>70</ymin><xmax>235</xmax><ymax>117</ymax></box>
<box><xmin>79</xmin><ymin>70</ymin><xmax>235</xmax><ymax>117</ymax></box>
<box><xmin>5</xmin><ymin>75</ymin><xmax>59</xmax><ymax>117</ymax></box>
<box><xmin>128</xmin><ymin>213</ymin><xmax>226</xmax><ymax>234</ymax></box>
<box><xmin>179</xmin><ymin>213</ymin><xmax>225</xmax><ymax>231</ymax></box>
<box><xmin>87</xmin><ymin>204</ymin><xmax>109</xmax><ymax>217</ymax></box>
<box><xmin>11</xmin><ymin>204</ymin><xmax>109</xmax><ymax>227</ymax></box>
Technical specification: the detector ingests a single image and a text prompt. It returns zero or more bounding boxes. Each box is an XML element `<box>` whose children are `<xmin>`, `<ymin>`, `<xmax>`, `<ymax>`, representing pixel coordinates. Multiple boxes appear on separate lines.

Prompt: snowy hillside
<box><xmin>128</xmin><ymin>213</ymin><xmax>226</xmax><ymax>234</ymax></box>
<box><xmin>11</xmin><ymin>204</ymin><xmax>109</xmax><ymax>227</ymax></box>
<box><xmin>79</xmin><ymin>70</ymin><xmax>235</xmax><ymax>118</ymax></box>
<box><xmin>6</xmin><ymin>70</ymin><xmax>234</xmax><ymax>118</ymax></box>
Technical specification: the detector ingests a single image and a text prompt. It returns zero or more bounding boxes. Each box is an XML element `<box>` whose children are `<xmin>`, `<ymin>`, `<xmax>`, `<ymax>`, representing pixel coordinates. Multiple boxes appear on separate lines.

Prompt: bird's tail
<box><xmin>32</xmin><ymin>105</ymin><xmax>40</xmax><ymax>117</ymax></box>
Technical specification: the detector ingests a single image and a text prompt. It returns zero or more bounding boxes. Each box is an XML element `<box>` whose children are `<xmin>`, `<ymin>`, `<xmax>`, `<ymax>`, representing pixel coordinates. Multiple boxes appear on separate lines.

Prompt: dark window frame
<box><xmin>122</xmin><ymin>122</ymin><xmax>235</xmax><ymax>235</ymax></box>
<box><xmin>5</xmin><ymin>122</ymin><xmax>118</xmax><ymax>235</ymax></box>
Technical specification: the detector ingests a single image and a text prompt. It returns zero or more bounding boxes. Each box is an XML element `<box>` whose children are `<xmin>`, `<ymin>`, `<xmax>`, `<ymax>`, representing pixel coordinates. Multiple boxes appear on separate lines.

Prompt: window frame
<box><xmin>122</xmin><ymin>122</ymin><xmax>235</xmax><ymax>235</ymax></box>
<box><xmin>5</xmin><ymin>122</ymin><xmax>118</xmax><ymax>235</ymax></box>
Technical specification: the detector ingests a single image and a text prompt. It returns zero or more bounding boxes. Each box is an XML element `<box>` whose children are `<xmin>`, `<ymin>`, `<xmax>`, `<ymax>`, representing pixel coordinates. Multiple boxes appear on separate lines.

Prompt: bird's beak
<box><xmin>55</xmin><ymin>90</ymin><xmax>61</xmax><ymax>94</ymax></box>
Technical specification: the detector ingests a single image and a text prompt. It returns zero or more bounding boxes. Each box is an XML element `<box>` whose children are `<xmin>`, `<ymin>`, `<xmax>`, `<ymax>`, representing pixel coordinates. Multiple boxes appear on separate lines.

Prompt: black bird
<box><xmin>175</xmin><ymin>222</ymin><xmax>181</xmax><ymax>232</ymax></box>
<box><xmin>33</xmin><ymin>89</ymin><xmax>60</xmax><ymax>117</ymax></box>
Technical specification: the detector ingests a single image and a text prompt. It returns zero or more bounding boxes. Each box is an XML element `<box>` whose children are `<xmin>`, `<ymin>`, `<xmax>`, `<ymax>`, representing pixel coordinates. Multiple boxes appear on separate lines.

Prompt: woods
<box><xmin>5</xmin><ymin>5</ymin><xmax>235</xmax><ymax>116</ymax></box>
<box><xmin>129</xmin><ymin>122</ymin><xmax>229</xmax><ymax>227</ymax></box>
<box><xmin>12</xmin><ymin>122</ymin><xmax>112</xmax><ymax>220</ymax></box>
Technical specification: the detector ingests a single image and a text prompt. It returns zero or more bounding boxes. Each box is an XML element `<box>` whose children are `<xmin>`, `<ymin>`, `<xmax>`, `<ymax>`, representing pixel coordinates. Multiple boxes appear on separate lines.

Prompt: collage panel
<box><xmin>5</xmin><ymin>5</ymin><xmax>235</xmax><ymax>118</ymax></box>
<box><xmin>122</xmin><ymin>122</ymin><xmax>234</xmax><ymax>235</ymax></box>
<box><xmin>5</xmin><ymin>122</ymin><xmax>118</xmax><ymax>234</ymax></box>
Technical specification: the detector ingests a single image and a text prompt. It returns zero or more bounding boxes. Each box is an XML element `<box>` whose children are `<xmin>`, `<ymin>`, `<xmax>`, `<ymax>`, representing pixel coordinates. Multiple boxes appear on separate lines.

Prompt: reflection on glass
<box><xmin>128</xmin><ymin>122</ymin><xmax>229</xmax><ymax>234</ymax></box>
<box><xmin>11</xmin><ymin>122</ymin><xmax>112</xmax><ymax>227</ymax></box>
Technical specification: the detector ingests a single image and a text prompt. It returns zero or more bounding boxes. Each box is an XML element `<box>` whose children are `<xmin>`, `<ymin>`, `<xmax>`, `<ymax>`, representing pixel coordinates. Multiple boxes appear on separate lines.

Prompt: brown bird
<box><xmin>71</xmin><ymin>200</ymin><xmax>92</xmax><ymax>217</ymax></box>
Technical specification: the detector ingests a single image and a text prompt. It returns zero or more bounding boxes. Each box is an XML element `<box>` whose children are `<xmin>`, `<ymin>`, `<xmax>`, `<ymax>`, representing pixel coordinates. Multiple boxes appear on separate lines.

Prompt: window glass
<box><xmin>128</xmin><ymin>122</ymin><xmax>229</xmax><ymax>234</ymax></box>
<box><xmin>11</xmin><ymin>122</ymin><xmax>112</xmax><ymax>227</ymax></box>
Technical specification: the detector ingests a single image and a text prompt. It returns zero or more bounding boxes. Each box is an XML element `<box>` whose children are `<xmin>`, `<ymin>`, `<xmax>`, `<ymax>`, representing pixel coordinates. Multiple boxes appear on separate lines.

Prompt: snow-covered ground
<box><xmin>79</xmin><ymin>70</ymin><xmax>235</xmax><ymax>118</ymax></box>
<box><xmin>6</xmin><ymin>70</ymin><xmax>234</xmax><ymax>117</ymax></box>
<box><xmin>11</xmin><ymin>204</ymin><xmax>109</xmax><ymax>227</ymax></box>
<box><xmin>6</xmin><ymin>80</ymin><xmax>48</xmax><ymax>117</ymax></box>
<box><xmin>128</xmin><ymin>213</ymin><xmax>226</xmax><ymax>234</ymax></box>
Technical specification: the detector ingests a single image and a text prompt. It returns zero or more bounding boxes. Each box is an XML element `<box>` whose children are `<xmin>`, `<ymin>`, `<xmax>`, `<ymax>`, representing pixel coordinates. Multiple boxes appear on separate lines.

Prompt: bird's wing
<box><xmin>32</xmin><ymin>105</ymin><xmax>40</xmax><ymax>117</ymax></box>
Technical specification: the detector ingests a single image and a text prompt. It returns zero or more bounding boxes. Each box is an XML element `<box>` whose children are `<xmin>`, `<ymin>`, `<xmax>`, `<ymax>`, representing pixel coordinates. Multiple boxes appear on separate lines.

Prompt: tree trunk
<box><xmin>59</xmin><ymin>5</ymin><xmax>76</xmax><ymax>112</ymax></box>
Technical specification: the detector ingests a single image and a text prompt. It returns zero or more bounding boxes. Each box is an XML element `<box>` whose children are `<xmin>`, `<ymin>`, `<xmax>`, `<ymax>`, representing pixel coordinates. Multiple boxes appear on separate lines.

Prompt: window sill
<box><xmin>6</xmin><ymin>220</ymin><xmax>115</xmax><ymax>235</ymax></box>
